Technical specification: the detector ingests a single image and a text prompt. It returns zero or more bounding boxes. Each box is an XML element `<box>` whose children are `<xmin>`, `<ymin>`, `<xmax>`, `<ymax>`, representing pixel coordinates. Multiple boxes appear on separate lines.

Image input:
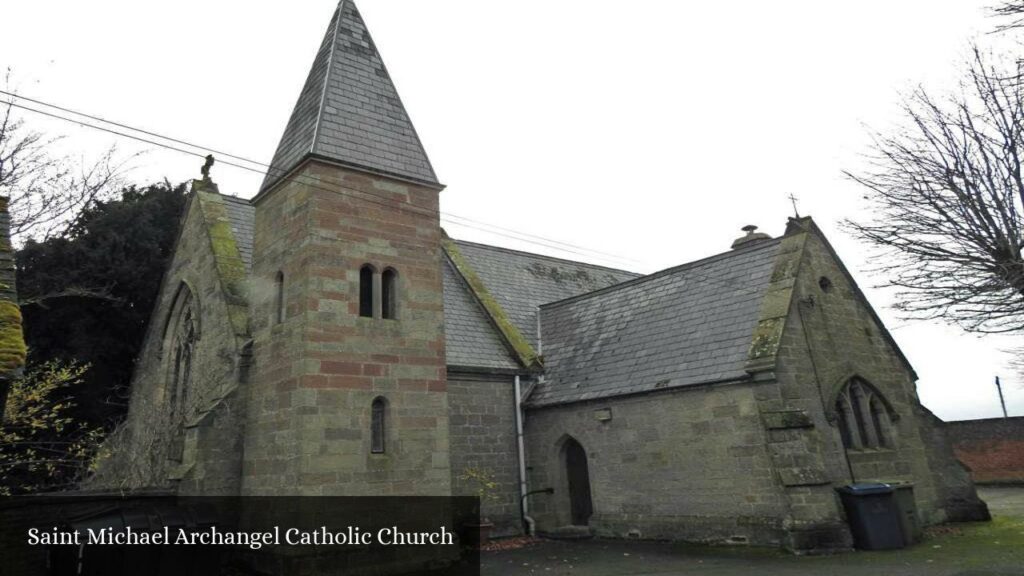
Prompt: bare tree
<box><xmin>0</xmin><ymin>71</ymin><xmax>131</xmax><ymax>242</ymax></box>
<box><xmin>994</xmin><ymin>2</ymin><xmax>1024</xmax><ymax>32</ymax></box>
<box><xmin>846</xmin><ymin>47</ymin><xmax>1024</xmax><ymax>333</ymax></box>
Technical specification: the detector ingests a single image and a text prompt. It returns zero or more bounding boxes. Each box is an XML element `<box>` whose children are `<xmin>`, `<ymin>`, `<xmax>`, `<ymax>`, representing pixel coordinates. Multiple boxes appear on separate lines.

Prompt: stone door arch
<box><xmin>563</xmin><ymin>437</ymin><xmax>593</xmax><ymax>526</ymax></box>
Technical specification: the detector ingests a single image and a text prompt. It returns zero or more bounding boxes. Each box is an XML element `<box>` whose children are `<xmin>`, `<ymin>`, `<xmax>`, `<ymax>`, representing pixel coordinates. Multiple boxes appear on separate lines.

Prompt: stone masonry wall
<box><xmin>447</xmin><ymin>372</ymin><xmax>521</xmax><ymax>536</ymax></box>
<box><xmin>946</xmin><ymin>417</ymin><xmax>1024</xmax><ymax>484</ymax></box>
<box><xmin>114</xmin><ymin>191</ymin><xmax>245</xmax><ymax>494</ymax></box>
<box><xmin>771</xmin><ymin>228</ymin><xmax>987</xmax><ymax>530</ymax></box>
<box><xmin>524</xmin><ymin>384</ymin><xmax>787</xmax><ymax>546</ymax></box>
<box><xmin>245</xmin><ymin>161</ymin><xmax>450</xmax><ymax>496</ymax></box>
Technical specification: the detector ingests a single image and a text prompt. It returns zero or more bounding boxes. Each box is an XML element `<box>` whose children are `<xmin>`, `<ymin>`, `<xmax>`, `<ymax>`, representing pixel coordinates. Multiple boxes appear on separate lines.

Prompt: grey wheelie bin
<box><xmin>837</xmin><ymin>483</ymin><xmax>905</xmax><ymax>550</ymax></box>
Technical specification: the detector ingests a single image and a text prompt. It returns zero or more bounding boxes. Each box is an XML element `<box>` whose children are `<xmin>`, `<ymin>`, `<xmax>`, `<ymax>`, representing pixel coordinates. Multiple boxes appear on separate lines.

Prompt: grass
<box><xmin>654</xmin><ymin>516</ymin><xmax>1024</xmax><ymax>571</ymax></box>
<box><xmin>852</xmin><ymin>516</ymin><xmax>1024</xmax><ymax>569</ymax></box>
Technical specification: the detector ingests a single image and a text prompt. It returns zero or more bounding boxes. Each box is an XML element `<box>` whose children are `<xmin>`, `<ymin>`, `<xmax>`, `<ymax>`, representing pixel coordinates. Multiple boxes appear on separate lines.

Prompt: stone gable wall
<box><xmin>112</xmin><ymin>193</ymin><xmax>245</xmax><ymax>493</ymax></box>
<box><xmin>769</xmin><ymin>229</ymin><xmax>987</xmax><ymax>532</ymax></box>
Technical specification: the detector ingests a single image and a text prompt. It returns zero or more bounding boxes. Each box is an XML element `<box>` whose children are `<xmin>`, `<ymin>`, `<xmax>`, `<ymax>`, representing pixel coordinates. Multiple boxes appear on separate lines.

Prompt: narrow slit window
<box><xmin>359</xmin><ymin>265</ymin><xmax>375</xmax><ymax>318</ymax></box>
<box><xmin>274</xmin><ymin>271</ymin><xmax>285</xmax><ymax>324</ymax></box>
<box><xmin>371</xmin><ymin>397</ymin><xmax>386</xmax><ymax>454</ymax></box>
<box><xmin>382</xmin><ymin>268</ymin><xmax>397</xmax><ymax>320</ymax></box>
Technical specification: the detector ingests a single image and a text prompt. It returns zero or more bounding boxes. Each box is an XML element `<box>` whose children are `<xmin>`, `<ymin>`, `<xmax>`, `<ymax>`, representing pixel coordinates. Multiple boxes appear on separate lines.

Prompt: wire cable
<box><xmin>0</xmin><ymin>89</ymin><xmax>643</xmax><ymax>267</ymax></box>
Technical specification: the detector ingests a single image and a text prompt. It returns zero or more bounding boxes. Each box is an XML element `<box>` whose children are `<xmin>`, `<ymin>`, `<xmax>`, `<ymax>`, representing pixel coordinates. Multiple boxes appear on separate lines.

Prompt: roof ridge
<box><xmin>540</xmin><ymin>237</ymin><xmax>783</xmax><ymax>310</ymax></box>
<box><xmin>451</xmin><ymin>238</ymin><xmax>641</xmax><ymax>277</ymax></box>
<box><xmin>218</xmin><ymin>194</ymin><xmax>253</xmax><ymax>207</ymax></box>
<box><xmin>191</xmin><ymin>185</ymin><xmax>252</xmax><ymax>207</ymax></box>
<box><xmin>309</xmin><ymin>0</ymin><xmax>344</xmax><ymax>159</ymax></box>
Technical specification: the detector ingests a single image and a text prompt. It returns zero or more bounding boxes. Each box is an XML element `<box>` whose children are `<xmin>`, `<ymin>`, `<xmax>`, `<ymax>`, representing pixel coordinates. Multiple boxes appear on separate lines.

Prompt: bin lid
<box><xmin>838</xmin><ymin>482</ymin><xmax>893</xmax><ymax>495</ymax></box>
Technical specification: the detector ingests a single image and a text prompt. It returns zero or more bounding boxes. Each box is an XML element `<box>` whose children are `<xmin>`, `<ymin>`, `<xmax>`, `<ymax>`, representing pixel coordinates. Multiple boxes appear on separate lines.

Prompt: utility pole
<box><xmin>996</xmin><ymin>376</ymin><xmax>1009</xmax><ymax>419</ymax></box>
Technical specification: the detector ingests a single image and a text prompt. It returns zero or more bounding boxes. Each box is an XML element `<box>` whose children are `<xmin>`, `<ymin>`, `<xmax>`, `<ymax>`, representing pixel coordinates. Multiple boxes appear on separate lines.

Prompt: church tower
<box><xmin>244</xmin><ymin>0</ymin><xmax>449</xmax><ymax>495</ymax></box>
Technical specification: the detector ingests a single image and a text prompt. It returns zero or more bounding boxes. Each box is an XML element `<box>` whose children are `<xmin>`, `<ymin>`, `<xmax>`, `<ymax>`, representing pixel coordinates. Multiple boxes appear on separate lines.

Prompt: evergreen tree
<box><xmin>16</xmin><ymin>181</ymin><xmax>187</xmax><ymax>429</ymax></box>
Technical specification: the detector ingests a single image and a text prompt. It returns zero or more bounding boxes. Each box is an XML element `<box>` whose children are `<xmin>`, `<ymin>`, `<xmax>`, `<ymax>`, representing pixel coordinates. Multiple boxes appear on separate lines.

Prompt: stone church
<box><xmin>117</xmin><ymin>0</ymin><xmax>988</xmax><ymax>553</ymax></box>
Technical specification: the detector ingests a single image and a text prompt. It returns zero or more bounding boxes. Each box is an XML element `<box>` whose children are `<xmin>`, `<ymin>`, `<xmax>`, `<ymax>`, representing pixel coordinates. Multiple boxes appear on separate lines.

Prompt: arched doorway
<box><xmin>564</xmin><ymin>438</ymin><xmax>593</xmax><ymax>526</ymax></box>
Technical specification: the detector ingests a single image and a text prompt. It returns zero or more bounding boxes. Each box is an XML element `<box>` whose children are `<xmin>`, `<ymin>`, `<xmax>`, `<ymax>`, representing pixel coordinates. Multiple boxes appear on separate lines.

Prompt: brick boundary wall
<box><xmin>945</xmin><ymin>417</ymin><xmax>1024</xmax><ymax>484</ymax></box>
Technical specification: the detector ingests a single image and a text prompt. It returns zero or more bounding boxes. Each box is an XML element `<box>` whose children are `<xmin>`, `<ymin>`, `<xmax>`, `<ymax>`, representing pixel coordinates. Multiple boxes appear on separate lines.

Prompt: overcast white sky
<box><xmin>3</xmin><ymin>0</ymin><xmax>1023</xmax><ymax>420</ymax></box>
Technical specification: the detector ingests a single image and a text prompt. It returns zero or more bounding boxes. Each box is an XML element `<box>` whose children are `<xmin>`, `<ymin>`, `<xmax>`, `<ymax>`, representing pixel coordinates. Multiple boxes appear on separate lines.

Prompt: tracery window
<box><xmin>165</xmin><ymin>286</ymin><xmax>198</xmax><ymax>463</ymax></box>
<box><xmin>835</xmin><ymin>378</ymin><xmax>895</xmax><ymax>450</ymax></box>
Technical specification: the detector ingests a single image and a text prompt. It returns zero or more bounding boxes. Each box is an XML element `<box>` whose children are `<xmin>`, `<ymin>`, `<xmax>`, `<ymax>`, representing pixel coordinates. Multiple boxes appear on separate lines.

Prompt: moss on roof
<box><xmin>193</xmin><ymin>179</ymin><xmax>250</xmax><ymax>338</ymax></box>
<box><xmin>442</xmin><ymin>236</ymin><xmax>540</xmax><ymax>369</ymax></box>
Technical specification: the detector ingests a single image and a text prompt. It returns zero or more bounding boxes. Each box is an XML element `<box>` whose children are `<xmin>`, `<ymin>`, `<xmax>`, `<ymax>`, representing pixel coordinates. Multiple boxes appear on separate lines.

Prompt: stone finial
<box><xmin>731</xmin><ymin>224</ymin><xmax>772</xmax><ymax>250</ymax></box>
<box><xmin>201</xmin><ymin>154</ymin><xmax>215</xmax><ymax>181</ymax></box>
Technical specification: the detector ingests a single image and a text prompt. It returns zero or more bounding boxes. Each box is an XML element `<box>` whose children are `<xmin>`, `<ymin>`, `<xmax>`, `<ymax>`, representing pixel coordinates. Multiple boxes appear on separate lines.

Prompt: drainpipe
<box><xmin>514</xmin><ymin>374</ymin><xmax>534</xmax><ymax>535</ymax></box>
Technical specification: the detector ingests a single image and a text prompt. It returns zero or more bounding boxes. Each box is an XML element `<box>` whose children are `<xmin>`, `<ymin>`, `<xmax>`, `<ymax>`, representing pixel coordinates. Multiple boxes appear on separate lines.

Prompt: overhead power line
<box><xmin>0</xmin><ymin>89</ymin><xmax>643</xmax><ymax>268</ymax></box>
<box><xmin>4</xmin><ymin>93</ymin><xmax>788</xmax><ymax>304</ymax></box>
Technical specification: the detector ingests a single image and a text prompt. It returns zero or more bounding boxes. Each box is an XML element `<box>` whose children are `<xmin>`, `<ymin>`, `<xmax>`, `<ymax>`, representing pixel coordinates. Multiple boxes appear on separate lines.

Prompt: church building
<box><xmin>115</xmin><ymin>0</ymin><xmax>988</xmax><ymax>553</ymax></box>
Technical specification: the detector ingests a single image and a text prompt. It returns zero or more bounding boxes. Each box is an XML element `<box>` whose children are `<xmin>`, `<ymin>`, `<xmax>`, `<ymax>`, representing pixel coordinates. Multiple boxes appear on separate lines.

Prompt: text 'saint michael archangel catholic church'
<box><xmin>115</xmin><ymin>0</ymin><xmax>989</xmax><ymax>552</ymax></box>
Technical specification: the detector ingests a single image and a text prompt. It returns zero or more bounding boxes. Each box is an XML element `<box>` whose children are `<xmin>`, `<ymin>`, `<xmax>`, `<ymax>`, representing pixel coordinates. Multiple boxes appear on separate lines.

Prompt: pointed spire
<box><xmin>261</xmin><ymin>0</ymin><xmax>439</xmax><ymax>193</ymax></box>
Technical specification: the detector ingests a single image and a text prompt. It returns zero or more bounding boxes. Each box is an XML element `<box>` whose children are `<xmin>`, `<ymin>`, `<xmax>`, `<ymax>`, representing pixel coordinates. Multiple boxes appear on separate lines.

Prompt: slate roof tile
<box><xmin>449</xmin><ymin>240</ymin><xmax>641</xmax><ymax>351</ymax></box>
<box><xmin>261</xmin><ymin>0</ymin><xmax>437</xmax><ymax>192</ymax></box>
<box><xmin>529</xmin><ymin>239</ymin><xmax>782</xmax><ymax>407</ymax></box>
<box><xmin>220</xmin><ymin>195</ymin><xmax>255</xmax><ymax>272</ymax></box>
<box><xmin>442</xmin><ymin>259</ymin><xmax>519</xmax><ymax>370</ymax></box>
<box><xmin>189</xmin><ymin>192</ymin><xmax>779</xmax><ymax>389</ymax></box>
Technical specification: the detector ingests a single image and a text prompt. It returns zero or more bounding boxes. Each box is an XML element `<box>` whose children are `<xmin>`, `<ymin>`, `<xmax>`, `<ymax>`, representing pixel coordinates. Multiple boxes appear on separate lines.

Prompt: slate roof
<box><xmin>196</xmin><ymin>189</ymin><xmax>636</xmax><ymax>369</ymax></box>
<box><xmin>449</xmin><ymin>240</ymin><xmax>641</xmax><ymax>351</ymax></box>
<box><xmin>442</xmin><ymin>258</ymin><xmax>519</xmax><ymax>370</ymax></box>
<box><xmin>192</xmin><ymin>187</ymin><xmax>787</xmax><ymax>387</ymax></box>
<box><xmin>260</xmin><ymin>0</ymin><xmax>438</xmax><ymax>193</ymax></box>
<box><xmin>529</xmin><ymin>239</ymin><xmax>783</xmax><ymax>407</ymax></box>
<box><xmin>220</xmin><ymin>195</ymin><xmax>255</xmax><ymax>271</ymax></box>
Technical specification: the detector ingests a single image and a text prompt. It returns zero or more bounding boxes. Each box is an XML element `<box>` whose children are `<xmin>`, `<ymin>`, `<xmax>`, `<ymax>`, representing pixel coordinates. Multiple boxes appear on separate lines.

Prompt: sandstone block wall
<box><xmin>245</xmin><ymin>162</ymin><xmax>450</xmax><ymax>496</ymax></box>
<box><xmin>447</xmin><ymin>372</ymin><xmax>522</xmax><ymax>536</ymax></box>
<box><xmin>771</xmin><ymin>229</ymin><xmax>987</xmax><ymax>529</ymax></box>
<box><xmin>113</xmin><ymin>192</ymin><xmax>245</xmax><ymax>493</ymax></box>
<box><xmin>524</xmin><ymin>384</ymin><xmax>787</xmax><ymax>546</ymax></box>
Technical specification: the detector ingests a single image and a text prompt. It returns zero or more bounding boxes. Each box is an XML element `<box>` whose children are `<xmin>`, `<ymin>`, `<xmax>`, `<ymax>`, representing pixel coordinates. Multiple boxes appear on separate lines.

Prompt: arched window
<box><xmin>171</xmin><ymin>306</ymin><xmax>196</xmax><ymax>417</ymax></box>
<box><xmin>274</xmin><ymin>271</ymin><xmax>285</xmax><ymax>324</ymax></box>
<box><xmin>164</xmin><ymin>284</ymin><xmax>199</xmax><ymax>463</ymax></box>
<box><xmin>359</xmin><ymin>265</ymin><xmax>375</xmax><ymax>318</ymax></box>
<box><xmin>835</xmin><ymin>378</ymin><xmax>895</xmax><ymax>450</ymax></box>
<box><xmin>382</xmin><ymin>268</ymin><xmax>398</xmax><ymax>320</ymax></box>
<box><xmin>371</xmin><ymin>397</ymin><xmax>387</xmax><ymax>454</ymax></box>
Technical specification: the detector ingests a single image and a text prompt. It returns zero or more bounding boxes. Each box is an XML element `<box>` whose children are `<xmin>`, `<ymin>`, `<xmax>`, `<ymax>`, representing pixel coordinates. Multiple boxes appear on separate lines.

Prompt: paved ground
<box><xmin>480</xmin><ymin>487</ymin><xmax>1024</xmax><ymax>575</ymax></box>
<box><xmin>978</xmin><ymin>486</ymin><xmax>1024</xmax><ymax>516</ymax></box>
